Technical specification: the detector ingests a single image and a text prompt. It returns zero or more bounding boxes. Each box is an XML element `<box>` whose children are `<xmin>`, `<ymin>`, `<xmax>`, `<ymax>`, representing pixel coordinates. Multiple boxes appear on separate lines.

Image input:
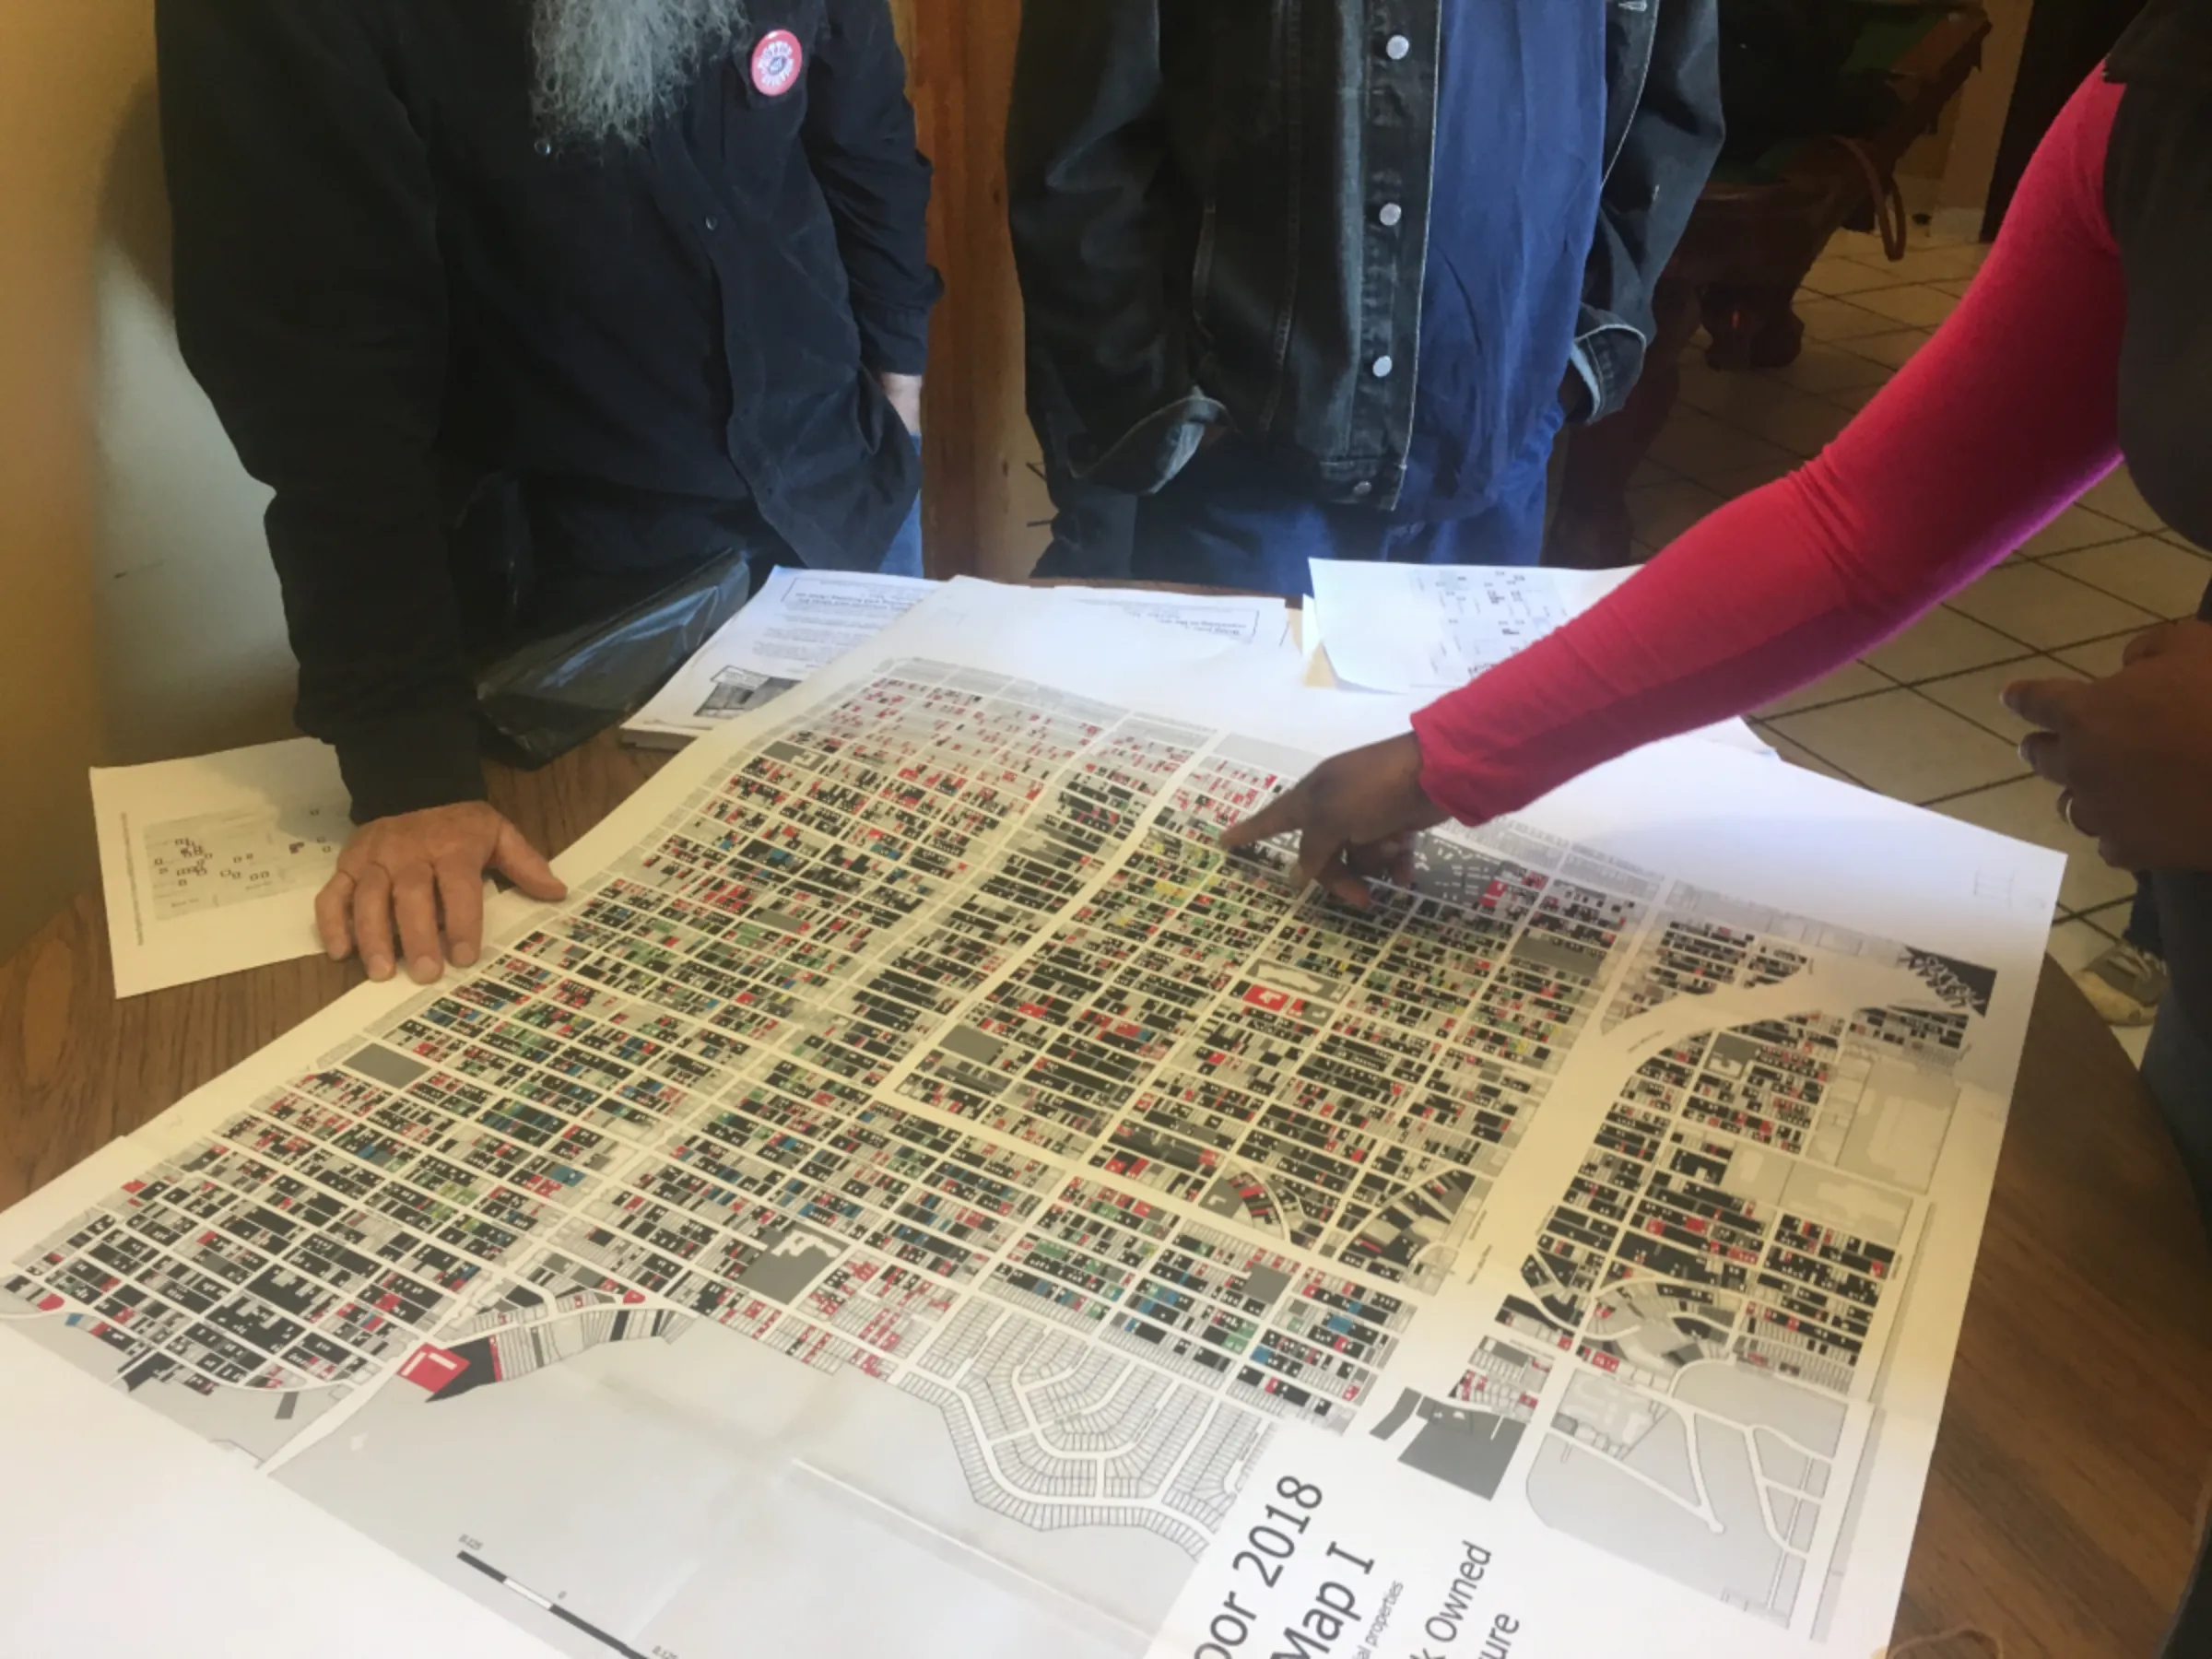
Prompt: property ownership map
<box><xmin>0</xmin><ymin>608</ymin><xmax>2059</xmax><ymax>1659</ymax></box>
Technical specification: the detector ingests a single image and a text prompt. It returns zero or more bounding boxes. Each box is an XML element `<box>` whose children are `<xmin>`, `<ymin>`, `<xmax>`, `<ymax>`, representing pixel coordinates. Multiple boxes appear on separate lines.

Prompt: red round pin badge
<box><xmin>751</xmin><ymin>29</ymin><xmax>805</xmax><ymax>97</ymax></box>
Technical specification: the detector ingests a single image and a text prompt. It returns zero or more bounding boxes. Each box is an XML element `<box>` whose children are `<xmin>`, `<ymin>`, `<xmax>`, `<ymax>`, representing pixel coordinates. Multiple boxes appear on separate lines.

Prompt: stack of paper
<box><xmin>621</xmin><ymin>570</ymin><xmax>1293</xmax><ymax>747</ymax></box>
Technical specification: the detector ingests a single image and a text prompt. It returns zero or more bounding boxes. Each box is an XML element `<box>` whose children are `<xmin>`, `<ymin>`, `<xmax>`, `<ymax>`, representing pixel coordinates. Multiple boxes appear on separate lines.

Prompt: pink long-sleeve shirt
<box><xmin>1408</xmin><ymin>73</ymin><xmax>2131</xmax><ymax>824</ymax></box>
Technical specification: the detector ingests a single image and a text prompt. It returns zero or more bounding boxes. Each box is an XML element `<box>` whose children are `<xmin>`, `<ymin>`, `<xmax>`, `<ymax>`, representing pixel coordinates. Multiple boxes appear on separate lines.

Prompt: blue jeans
<box><xmin>878</xmin><ymin>491</ymin><xmax>924</xmax><ymax>577</ymax></box>
<box><xmin>877</xmin><ymin>431</ymin><xmax>925</xmax><ymax>576</ymax></box>
<box><xmin>1129</xmin><ymin>440</ymin><xmax>1550</xmax><ymax>597</ymax></box>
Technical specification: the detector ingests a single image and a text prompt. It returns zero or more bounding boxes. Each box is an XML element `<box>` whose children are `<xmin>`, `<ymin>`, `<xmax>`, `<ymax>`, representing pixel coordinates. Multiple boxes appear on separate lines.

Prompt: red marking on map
<box><xmin>397</xmin><ymin>1344</ymin><xmax>469</xmax><ymax>1393</ymax></box>
<box><xmin>36</xmin><ymin>1294</ymin><xmax>65</xmax><ymax>1313</ymax></box>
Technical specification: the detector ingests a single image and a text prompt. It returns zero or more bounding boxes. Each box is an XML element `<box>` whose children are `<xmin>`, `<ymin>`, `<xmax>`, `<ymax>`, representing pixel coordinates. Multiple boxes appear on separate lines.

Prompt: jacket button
<box><xmin>1385</xmin><ymin>33</ymin><xmax>1412</xmax><ymax>59</ymax></box>
<box><xmin>1379</xmin><ymin>203</ymin><xmax>1404</xmax><ymax>228</ymax></box>
<box><xmin>534</xmin><ymin>139</ymin><xmax>553</xmax><ymax>157</ymax></box>
<box><xmin>1352</xmin><ymin>481</ymin><xmax>1374</xmax><ymax>498</ymax></box>
<box><xmin>704</xmin><ymin>216</ymin><xmax>720</xmax><ymax>231</ymax></box>
<box><xmin>1371</xmin><ymin>355</ymin><xmax>1394</xmax><ymax>379</ymax></box>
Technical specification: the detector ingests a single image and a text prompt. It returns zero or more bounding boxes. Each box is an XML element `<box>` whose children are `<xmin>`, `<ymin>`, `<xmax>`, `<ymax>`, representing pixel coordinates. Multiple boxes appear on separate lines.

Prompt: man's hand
<box><xmin>2004</xmin><ymin>619</ymin><xmax>2212</xmax><ymax>872</ymax></box>
<box><xmin>879</xmin><ymin>371</ymin><xmax>924</xmax><ymax>437</ymax></box>
<box><xmin>1220</xmin><ymin>733</ymin><xmax>1449</xmax><ymax>907</ymax></box>
<box><xmin>317</xmin><ymin>803</ymin><xmax>567</xmax><ymax>984</ymax></box>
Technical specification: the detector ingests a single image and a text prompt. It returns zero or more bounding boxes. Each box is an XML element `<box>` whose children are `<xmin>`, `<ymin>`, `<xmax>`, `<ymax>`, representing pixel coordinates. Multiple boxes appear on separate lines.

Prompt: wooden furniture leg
<box><xmin>1546</xmin><ymin>277</ymin><xmax>1705</xmax><ymax>570</ymax></box>
<box><xmin>1701</xmin><ymin>279</ymin><xmax>1810</xmax><ymax>371</ymax></box>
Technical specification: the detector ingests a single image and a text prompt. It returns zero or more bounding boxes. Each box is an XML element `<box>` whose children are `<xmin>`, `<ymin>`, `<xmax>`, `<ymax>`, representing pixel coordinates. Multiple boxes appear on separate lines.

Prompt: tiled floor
<box><xmin>1628</xmin><ymin>225</ymin><xmax>2207</xmax><ymax>1063</ymax></box>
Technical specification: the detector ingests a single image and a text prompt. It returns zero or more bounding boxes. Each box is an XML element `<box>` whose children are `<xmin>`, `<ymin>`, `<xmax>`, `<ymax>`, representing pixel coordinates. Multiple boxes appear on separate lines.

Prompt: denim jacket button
<box><xmin>1379</xmin><ymin>203</ymin><xmax>1404</xmax><ymax>228</ymax></box>
<box><xmin>1371</xmin><ymin>355</ymin><xmax>1394</xmax><ymax>379</ymax></box>
<box><xmin>1385</xmin><ymin>33</ymin><xmax>1412</xmax><ymax>60</ymax></box>
<box><xmin>1351</xmin><ymin>481</ymin><xmax>1374</xmax><ymax>498</ymax></box>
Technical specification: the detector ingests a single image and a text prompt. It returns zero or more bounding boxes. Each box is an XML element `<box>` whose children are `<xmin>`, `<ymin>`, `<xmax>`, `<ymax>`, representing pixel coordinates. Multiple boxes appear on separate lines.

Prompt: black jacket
<box><xmin>1006</xmin><ymin>0</ymin><xmax>1724</xmax><ymax>508</ymax></box>
<box><xmin>158</xmin><ymin>0</ymin><xmax>938</xmax><ymax>819</ymax></box>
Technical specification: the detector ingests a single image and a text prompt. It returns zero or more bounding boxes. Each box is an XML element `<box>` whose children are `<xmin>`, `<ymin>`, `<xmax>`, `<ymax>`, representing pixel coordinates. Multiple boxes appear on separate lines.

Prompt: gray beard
<box><xmin>531</xmin><ymin>0</ymin><xmax>749</xmax><ymax>147</ymax></box>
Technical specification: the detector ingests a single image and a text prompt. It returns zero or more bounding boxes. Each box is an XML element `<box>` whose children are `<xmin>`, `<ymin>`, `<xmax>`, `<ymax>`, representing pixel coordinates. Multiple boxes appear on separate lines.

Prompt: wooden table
<box><xmin>1547</xmin><ymin>6</ymin><xmax>1994</xmax><ymax>570</ymax></box>
<box><xmin>6</xmin><ymin>730</ymin><xmax>2211</xmax><ymax>1654</ymax></box>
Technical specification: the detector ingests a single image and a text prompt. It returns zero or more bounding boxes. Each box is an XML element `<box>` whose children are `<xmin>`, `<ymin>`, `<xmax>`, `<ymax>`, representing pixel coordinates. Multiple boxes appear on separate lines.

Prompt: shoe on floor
<box><xmin>2074</xmin><ymin>940</ymin><xmax>2169</xmax><ymax>1028</ymax></box>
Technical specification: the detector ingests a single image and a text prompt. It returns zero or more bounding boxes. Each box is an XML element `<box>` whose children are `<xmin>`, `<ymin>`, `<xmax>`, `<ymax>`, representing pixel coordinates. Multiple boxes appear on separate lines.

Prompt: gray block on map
<box><xmin>347</xmin><ymin>1045</ymin><xmax>429</xmax><ymax>1090</ymax></box>
<box><xmin>1398</xmin><ymin>1403</ymin><xmax>1525</xmax><ymax>1502</ymax></box>
<box><xmin>735</xmin><ymin>1225</ymin><xmax>842</xmax><ymax>1305</ymax></box>
<box><xmin>942</xmin><ymin>1027</ymin><xmax>1006</xmax><ymax>1065</ymax></box>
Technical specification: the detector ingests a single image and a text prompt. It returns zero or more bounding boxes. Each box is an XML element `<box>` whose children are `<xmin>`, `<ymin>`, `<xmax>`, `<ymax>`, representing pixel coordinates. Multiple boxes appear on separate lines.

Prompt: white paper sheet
<box><xmin>1309</xmin><ymin>559</ymin><xmax>1638</xmax><ymax>692</ymax></box>
<box><xmin>622</xmin><ymin>566</ymin><xmax>939</xmax><ymax>747</ymax></box>
<box><xmin>90</xmin><ymin>737</ymin><xmax>351</xmax><ymax>997</ymax></box>
<box><xmin>623</xmin><ymin>571</ymin><xmax>1293</xmax><ymax>747</ymax></box>
<box><xmin>6</xmin><ymin>582</ymin><xmax>2063</xmax><ymax>1659</ymax></box>
<box><xmin>1300</xmin><ymin>566</ymin><xmax>1772</xmax><ymax>759</ymax></box>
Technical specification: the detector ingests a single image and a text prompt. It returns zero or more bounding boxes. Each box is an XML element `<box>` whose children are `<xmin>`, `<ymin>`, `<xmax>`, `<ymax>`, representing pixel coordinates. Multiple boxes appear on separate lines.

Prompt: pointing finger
<box><xmin>2018</xmin><ymin>731</ymin><xmax>2072</xmax><ymax>788</ymax></box>
<box><xmin>2000</xmin><ymin>676</ymin><xmax>2089</xmax><ymax>733</ymax></box>
<box><xmin>1220</xmin><ymin>789</ymin><xmax>1305</xmax><ymax>852</ymax></box>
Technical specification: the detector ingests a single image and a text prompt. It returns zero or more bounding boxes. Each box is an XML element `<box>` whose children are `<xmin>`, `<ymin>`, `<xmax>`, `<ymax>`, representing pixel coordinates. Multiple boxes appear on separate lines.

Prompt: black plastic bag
<box><xmin>472</xmin><ymin>548</ymin><xmax>754</xmax><ymax>769</ymax></box>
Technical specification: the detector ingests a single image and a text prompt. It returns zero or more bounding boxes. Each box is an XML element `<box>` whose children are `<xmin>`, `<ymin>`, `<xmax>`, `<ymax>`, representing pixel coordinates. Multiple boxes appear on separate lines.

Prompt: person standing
<box><xmin>159</xmin><ymin>0</ymin><xmax>941</xmax><ymax>982</ymax></box>
<box><xmin>1006</xmin><ymin>0</ymin><xmax>1724</xmax><ymax>593</ymax></box>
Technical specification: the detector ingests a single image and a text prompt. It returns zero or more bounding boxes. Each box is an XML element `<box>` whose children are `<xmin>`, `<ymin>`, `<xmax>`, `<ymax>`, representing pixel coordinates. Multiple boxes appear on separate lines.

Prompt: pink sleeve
<box><xmin>1408</xmin><ymin>72</ymin><xmax>2129</xmax><ymax>825</ymax></box>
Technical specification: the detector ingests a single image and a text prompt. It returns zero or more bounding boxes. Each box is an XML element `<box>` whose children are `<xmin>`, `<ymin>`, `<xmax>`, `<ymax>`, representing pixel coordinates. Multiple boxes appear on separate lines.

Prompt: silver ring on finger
<box><xmin>2058</xmin><ymin>791</ymin><xmax>2079</xmax><ymax>832</ymax></box>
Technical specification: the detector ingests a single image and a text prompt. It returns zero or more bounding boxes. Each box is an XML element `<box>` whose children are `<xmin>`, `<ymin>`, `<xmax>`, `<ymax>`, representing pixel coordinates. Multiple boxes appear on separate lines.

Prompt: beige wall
<box><xmin>0</xmin><ymin>0</ymin><xmax>291</xmax><ymax>961</ymax></box>
<box><xmin>1941</xmin><ymin>0</ymin><xmax>2035</xmax><ymax>218</ymax></box>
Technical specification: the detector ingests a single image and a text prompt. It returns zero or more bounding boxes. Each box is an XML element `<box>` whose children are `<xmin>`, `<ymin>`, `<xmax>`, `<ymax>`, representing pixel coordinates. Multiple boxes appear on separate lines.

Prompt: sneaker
<box><xmin>2074</xmin><ymin>940</ymin><xmax>2169</xmax><ymax>1028</ymax></box>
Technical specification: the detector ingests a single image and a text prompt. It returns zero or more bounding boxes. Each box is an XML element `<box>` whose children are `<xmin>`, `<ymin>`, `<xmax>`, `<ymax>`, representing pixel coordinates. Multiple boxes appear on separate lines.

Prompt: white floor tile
<box><xmin>1930</xmin><ymin>776</ymin><xmax>2137</xmax><ymax>912</ymax></box>
<box><xmin>2166</xmin><ymin>530</ymin><xmax>2208</xmax><ymax>557</ymax></box>
<box><xmin>1845</xmin><ymin>327</ymin><xmax>1937</xmax><ymax>371</ymax></box>
<box><xmin>1676</xmin><ymin>363</ymin><xmax>1811</xmax><ymax>427</ymax></box>
<box><xmin>1858</xmin><ymin>607</ymin><xmax>2030</xmax><ymax>683</ymax></box>
<box><xmin>1801</xmin><ymin>256</ymin><xmax>1909</xmax><ymax>297</ymax></box>
<box><xmin>1820</xmin><ymin>382</ymin><xmax>1888</xmax><ymax>414</ymax></box>
<box><xmin>1746</xmin><ymin>394</ymin><xmax>1858</xmax><ymax>459</ymax></box>
<box><xmin>1848</xmin><ymin>244</ymin><xmax>1986</xmax><ymax>285</ymax></box>
<box><xmin>1755</xmin><ymin>661</ymin><xmax>1894</xmax><ymax>718</ymax></box>
<box><xmin>1846</xmin><ymin>285</ymin><xmax>1961</xmax><ymax>328</ymax></box>
<box><xmin>1794</xmin><ymin>297</ymin><xmax>1907</xmax><ymax>343</ymax></box>
<box><xmin>1944</xmin><ymin>563</ymin><xmax>2159</xmax><ymax>650</ymax></box>
<box><xmin>2053</xmin><ymin>631</ymin><xmax>2144</xmax><ymax>678</ymax></box>
<box><xmin>1647</xmin><ymin>409</ymin><xmax>1795</xmax><ymax>484</ymax></box>
<box><xmin>2077</xmin><ymin>467</ymin><xmax>2171</xmax><ymax>535</ymax></box>
<box><xmin>2048</xmin><ymin>918</ymin><xmax>2118</xmax><ymax>974</ymax></box>
<box><xmin>2073</xmin><ymin>898</ymin><xmax>2134</xmax><ymax>939</ymax></box>
<box><xmin>1700</xmin><ymin>460</ymin><xmax>1797</xmax><ymax>500</ymax></box>
<box><xmin>1625</xmin><ymin>478</ymin><xmax>1728</xmax><ymax>549</ymax></box>
<box><xmin>2046</xmin><ymin>535</ymin><xmax>2212</xmax><ymax>620</ymax></box>
<box><xmin>2011</xmin><ymin>504</ymin><xmax>2138</xmax><ymax>560</ymax></box>
<box><xmin>1914</xmin><ymin>654</ymin><xmax>2083</xmax><ymax>743</ymax></box>
<box><xmin>1929</xmin><ymin>278</ymin><xmax>1975</xmax><ymax>300</ymax></box>
<box><xmin>1627</xmin><ymin>458</ymin><xmax>1677</xmax><ymax>490</ymax></box>
<box><xmin>1777</xmin><ymin>344</ymin><xmax>1896</xmax><ymax>396</ymax></box>
<box><xmin>1765</xmin><ymin>688</ymin><xmax>2029</xmax><ymax>804</ymax></box>
<box><xmin>1754</xmin><ymin>726</ymin><xmax>1856</xmax><ymax>784</ymax></box>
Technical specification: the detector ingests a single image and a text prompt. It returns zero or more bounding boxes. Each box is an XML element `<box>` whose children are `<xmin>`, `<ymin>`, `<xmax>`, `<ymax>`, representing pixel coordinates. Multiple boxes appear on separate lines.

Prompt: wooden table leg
<box><xmin>1547</xmin><ymin>276</ymin><xmax>1705</xmax><ymax>570</ymax></box>
<box><xmin>1702</xmin><ymin>277</ymin><xmax>1811</xmax><ymax>371</ymax></box>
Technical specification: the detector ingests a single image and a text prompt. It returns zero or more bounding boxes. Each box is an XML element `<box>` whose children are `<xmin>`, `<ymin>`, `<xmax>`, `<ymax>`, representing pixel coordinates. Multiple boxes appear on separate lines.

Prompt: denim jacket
<box><xmin>1007</xmin><ymin>0</ymin><xmax>1724</xmax><ymax>506</ymax></box>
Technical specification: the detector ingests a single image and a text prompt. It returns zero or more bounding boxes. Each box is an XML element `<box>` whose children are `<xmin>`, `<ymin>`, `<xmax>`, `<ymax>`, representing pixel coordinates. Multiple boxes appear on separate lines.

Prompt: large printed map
<box><xmin>0</xmin><ymin>641</ymin><xmax>2050</xmax><ymax>1659</ymax></box>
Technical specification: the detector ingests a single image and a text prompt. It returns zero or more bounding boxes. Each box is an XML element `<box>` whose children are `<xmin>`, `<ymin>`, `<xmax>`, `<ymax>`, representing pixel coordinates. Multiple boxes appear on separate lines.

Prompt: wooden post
<box><xmin>891</xmin><ymin>0</ymin><xmax>1044</xmax><ymax>579</ymax></box>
